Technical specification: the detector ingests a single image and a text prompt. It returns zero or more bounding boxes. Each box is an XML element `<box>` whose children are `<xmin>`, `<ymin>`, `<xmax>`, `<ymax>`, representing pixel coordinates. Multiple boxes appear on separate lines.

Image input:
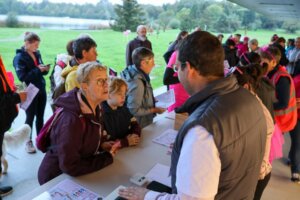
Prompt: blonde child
<box><xmin>102</xmin><ymin>77</ymin><xmax>141</xmax><ymax>147</ymax></box>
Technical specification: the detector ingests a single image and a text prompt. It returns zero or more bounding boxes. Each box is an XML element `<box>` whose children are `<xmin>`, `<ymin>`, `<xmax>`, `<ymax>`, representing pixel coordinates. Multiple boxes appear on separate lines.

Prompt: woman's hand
<box><xmin>127</xmin><ymin>134</ymin><xmax>140</xmax><ymax>146</ymax></box>
<box><xmin>18</xmin><ymin>91</ymin><xmax>27</xmax><ymax>102</ymax></box>
<box><xmin>101</xmin><ymin>141</ymin><xmax>115</xmax><ymax>152</ymax></box>
<box><xmin>119</xmin><ymin>187</ymin><xmax>149</xmax><ymax>200</ymax></box>
<box><xmin>38</xmin><ymin>64</ymin><xmax>50</xmax><ymax>72</ymax></box>
<box><xmin>151</xmin><ymin>107</ymin><xmax>166</xmax><ymax>114</ymax></box>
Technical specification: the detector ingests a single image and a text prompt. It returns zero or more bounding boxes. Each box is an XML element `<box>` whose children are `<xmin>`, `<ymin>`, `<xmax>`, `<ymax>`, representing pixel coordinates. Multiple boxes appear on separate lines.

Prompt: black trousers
<box><xmin>289</xmin><ymin>119</ymin><xmax>300</xmax><ymax>174</ymax></box>
<box><xmin>0</xmin><ymin>132</ymin><xmax>3</xmax><ymax>171</ymax></box>
<box><xmin>25</xmin><ymin>89</ymin><xmax>47</xmax><ymax>139</ymax></box>
<box><xmin>253</xmin><ymin>172</ymin><xmax>271</xmax><ymax>200</ymax></box>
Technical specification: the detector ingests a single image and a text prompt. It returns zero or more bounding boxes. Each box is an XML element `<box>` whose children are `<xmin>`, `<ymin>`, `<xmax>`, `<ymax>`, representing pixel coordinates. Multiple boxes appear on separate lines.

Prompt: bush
<box><xmin>5</xmin><ymin>12</ymin><xmax>19</xmax><ymax>28</ymax></box>
<box><xmin>168</xmin><ymin>19</ymin><xmax>180</xmax><ymax>29</ymax></box>
<box><xmin>282</xmin><ymin>21</ymin><xmax>300</xmax><ymax>34</ymax></box>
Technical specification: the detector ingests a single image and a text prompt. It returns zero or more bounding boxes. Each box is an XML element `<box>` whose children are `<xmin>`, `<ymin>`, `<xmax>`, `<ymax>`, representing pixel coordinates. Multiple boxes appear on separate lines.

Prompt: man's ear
<box><xmin>185</xmin><ymin>61</ymin><xmax>195</xmax><ymax>75</ymax></box>
<box><xmin>82</xmin><ymin>50</ymin><xmax>87</xmax><ymax>58</ymax></box>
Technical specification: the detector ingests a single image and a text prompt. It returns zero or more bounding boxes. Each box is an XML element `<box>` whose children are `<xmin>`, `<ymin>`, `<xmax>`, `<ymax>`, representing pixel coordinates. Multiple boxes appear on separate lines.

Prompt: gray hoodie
<box><xmin>121</xmin><ymin>65</ymin><xmax>155</xmax><ymax>128</ymax></box>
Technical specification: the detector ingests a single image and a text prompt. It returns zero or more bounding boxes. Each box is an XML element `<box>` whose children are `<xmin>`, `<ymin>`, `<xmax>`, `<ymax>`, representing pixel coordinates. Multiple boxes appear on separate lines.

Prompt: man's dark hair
<box><xmin>225</xmin><ymin>38</ymin><xmax>236</xmax><ymax>47</ymax></box>
<box><xmin>178</xmin><ymin>31</ymin><xmax>224</xmax><ymax>77</ymax></box>
<box><xmin>72</xmin><ymin>37</ymin><xmax>97</xmax><ymax>59</ymax></box>
<box><xmin>132</xmin><ymin>47</ymin><xmax>154</xmax><ymax>68</ymax></box>
<box><xmin>275</xmin><ymin>37</ymin><xmax>286</xmax><ymax>44</ymax></box>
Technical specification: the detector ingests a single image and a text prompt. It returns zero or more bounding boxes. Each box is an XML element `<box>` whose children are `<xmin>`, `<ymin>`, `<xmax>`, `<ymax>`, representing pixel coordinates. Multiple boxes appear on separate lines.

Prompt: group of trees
<box><xmin>0</xmin><ymin>0</ymin><xmax>298</xmax><ymax>33</ymax></box>
<box><xmin>112</xmin><ymin>0</ymin><xmax>293</xmax><ymax>33</ymax></box>
<box><xmin>0</xmin><ymin>0</ymin><xmax>115</xmax><ymax>19</ymax></box>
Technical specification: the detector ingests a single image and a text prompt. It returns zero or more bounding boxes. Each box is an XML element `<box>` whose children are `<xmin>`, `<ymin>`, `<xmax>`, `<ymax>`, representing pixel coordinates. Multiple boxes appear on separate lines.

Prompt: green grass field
<box><xmin>0</xmin><ymin>28</ymin><xmax>299</xmax><ymax>91</ymax></box>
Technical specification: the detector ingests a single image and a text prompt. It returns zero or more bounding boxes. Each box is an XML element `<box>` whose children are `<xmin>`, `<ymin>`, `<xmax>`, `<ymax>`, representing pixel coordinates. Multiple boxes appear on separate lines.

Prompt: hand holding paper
<box><xmin>155</xmin><ymin>89</ymin><xmax>175</xmax><ymax>109</ymax></box>
<box><xmin>20</xmin><ymin>83</ymin><xmax>39</xmax><ymax>110</ymax></box>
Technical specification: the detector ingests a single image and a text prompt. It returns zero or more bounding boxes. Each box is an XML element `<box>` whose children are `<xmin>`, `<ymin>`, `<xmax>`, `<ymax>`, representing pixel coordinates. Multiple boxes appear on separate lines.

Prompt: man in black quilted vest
<box><xmin>119</xmin><ymin>31</ymin><xmax>267</xmax><ymax>200</ymax></box>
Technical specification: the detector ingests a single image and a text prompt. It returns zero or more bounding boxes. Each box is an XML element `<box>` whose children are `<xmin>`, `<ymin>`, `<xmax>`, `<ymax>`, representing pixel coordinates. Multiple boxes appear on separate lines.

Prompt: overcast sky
<box><xmin>20</xmin><ymin>0</ymin><xmax>177</xmax><ymax>6</ymax></box>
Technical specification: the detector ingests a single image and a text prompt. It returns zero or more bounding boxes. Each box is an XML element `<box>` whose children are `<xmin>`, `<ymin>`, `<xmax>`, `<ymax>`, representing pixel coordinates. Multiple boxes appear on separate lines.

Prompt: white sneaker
<box><xmin>25</xmin><ymin>140</ymin><xmax>36</xmax><ymax>154</ymax></box>
<box><xmin>291</xmin><ymin>173</ymin><xmax>300</xmax><ymax>184</ymax></box>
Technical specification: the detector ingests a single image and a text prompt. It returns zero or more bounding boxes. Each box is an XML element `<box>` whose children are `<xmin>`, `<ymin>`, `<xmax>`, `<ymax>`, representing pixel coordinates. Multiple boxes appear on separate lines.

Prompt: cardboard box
<box><xmin>174</xmin><ymin>112</ymin><xmax>188</xmax><ymax>130</ymax></box>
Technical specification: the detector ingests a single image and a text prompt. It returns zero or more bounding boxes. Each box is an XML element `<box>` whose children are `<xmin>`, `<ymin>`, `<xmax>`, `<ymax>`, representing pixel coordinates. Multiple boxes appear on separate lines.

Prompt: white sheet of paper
<box><xmin>224</xmin><ymin>60</ymin><xmax>230</xmax><ymax>69</ymax></box>
<box><xmin>155</xmin><ymin>89</ymin><xmax>175</xmax><ymax>109</ymax></box>
<box><xmin>33</xmin><ymin>179</ymin><xmax>100</xmax><ymax>200</ymax></box>
<box><xmin>152</xmin><ymin>129</ymin><xmax>177</xmax><ymax>147</ymax></box>
<box><xmin>104</xmin><ymin>185</ymin><xmax>126</xmax><ymax>200</ymax></box>
<box><xmin>20</xmin><ymin>83</ymin><xmax>39</xmax><ymax>110</ymax></box>
<box><xmin>145</xmin><ymin>163</ymin><xmax>171</xmax><ymax>187</ymax></box>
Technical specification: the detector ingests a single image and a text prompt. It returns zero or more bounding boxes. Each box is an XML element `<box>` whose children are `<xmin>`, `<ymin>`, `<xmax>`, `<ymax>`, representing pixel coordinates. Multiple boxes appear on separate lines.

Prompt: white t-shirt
<box><xmin>145</xmin><ymin>125</ymin><xmax>221</xmax><ymax>200</ymax></box>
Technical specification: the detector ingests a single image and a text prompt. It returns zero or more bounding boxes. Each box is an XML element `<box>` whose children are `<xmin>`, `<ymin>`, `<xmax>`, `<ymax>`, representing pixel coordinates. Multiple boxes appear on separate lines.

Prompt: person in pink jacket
<box><xmin>163</xmin><ymin>50</ymin><xmax>189</xmax><ymax>112</ymax></box>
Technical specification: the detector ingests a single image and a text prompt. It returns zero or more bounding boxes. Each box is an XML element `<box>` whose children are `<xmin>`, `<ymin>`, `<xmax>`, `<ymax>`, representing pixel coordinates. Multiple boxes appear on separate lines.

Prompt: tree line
<box><xmin>0</xmin><ymin>0</ymin><xmax>299</xmax><ymax>33</ymax></box>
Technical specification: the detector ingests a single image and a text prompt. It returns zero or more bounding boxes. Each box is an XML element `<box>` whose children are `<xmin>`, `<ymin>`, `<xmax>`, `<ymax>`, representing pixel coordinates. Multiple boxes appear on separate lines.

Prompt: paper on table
<box><xmin>145</xmin><ymin>163</ymin><xmax>171</xmax><ymax>187</ymax></box>
<box><xmin>33</xmin><ymin>179</ymin><xmax>101</xmax><ymax>200</ymax></box>
<box><xmin>152</xmin><ymin>129</ymin><xmax>177</xmax><ymax>147</ymax></box>
<box><xmin>20</xmin><ymin>83</ymin><xmax>39</xmax><ymax>110</ymax></box>
<box><xmin>155</xmin><ymin>89</ymin><xmax>175</xmax><ymax>109</ymax></box>
<box><xmin>104</xmin><ymin>185</ymin><xmax>126</xmax><ymax>200</ymax></box>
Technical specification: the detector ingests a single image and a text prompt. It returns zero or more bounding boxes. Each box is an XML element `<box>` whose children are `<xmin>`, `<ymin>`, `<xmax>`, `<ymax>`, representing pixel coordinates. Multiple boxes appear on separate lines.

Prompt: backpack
<box><xmin>50</xmin><ymin>60</ymin><xmax>67</xmax><ymax>94</ymax></box>
<box><xmin>36</xmin><ymin>107</ymin><xmax>64</xmax><ymax>153</ymax></box>
<box><xmin>36</xmin><ymin>108</ymin><xmax>86</xmax><ymax>153</ymax></box>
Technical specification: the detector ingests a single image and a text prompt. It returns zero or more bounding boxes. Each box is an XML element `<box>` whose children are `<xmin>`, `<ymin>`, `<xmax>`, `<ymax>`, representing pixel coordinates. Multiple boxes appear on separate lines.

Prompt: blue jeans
<box><xmin>289</xmin><ymin>119</ymin><xmax>300</xmax><ymax>173</ymax></box>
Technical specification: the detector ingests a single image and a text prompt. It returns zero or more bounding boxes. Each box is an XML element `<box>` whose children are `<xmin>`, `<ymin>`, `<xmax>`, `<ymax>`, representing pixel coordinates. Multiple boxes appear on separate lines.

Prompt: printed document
<box><xmin>20</xmin><ymin>83</ymin><xmax>39</xmax><ymax>110</ymax></box>
<box><xmin>152</xmin><ymin>129</ymin><xmax>177</xmax><ymax>147</ymax></box>
<box><xmin>33</xmin><ymin>179</ymin><xmax>100</xmax><ymax>200</ymax></box>
<box><xmin>155</xmin><ymin>89</ymin><xmax>175</xmax><ymax>109</ymax></box>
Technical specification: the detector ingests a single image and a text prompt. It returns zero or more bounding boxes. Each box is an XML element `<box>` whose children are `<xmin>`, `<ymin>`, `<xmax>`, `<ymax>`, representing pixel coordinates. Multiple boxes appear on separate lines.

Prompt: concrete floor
<box><xmin>2</xmin><ymin>98</ymin><xmax>300</xmax><ymax>200</ymax></box>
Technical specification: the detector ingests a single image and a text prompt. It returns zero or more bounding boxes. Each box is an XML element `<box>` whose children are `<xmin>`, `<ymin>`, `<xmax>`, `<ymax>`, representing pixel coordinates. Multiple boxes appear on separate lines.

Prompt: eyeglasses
<box><xmin>95</xmin><ymin>78</ymin><xmax>108</xmax><ymax>86</ymax></box>
<box><xmin>172</xmin><ymin>62</ymin><xmax>186</xmax><ymax>72</ymax></box>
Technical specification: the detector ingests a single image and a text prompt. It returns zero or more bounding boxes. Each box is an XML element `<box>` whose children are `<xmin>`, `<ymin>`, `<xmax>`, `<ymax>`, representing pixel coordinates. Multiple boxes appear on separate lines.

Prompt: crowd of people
<box><xmin>0</xmin><ymin>25</ymin><xmax>300</xmax><ymax>199</ymax></box>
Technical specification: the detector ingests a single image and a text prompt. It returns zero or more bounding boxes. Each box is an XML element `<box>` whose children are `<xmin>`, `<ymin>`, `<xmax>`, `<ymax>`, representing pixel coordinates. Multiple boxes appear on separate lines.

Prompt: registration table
<box><xmin>20</xmin><ymin>113</ymin><xmax>176</xmax><ymax>200</ymax></box>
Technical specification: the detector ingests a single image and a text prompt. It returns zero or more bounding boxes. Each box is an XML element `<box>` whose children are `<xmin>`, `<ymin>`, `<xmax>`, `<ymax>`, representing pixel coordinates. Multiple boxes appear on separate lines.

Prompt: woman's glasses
<box><xmin>95</xmin><ymin>78</ymin><xmax>109</xmax><ymax>87</ymax></box>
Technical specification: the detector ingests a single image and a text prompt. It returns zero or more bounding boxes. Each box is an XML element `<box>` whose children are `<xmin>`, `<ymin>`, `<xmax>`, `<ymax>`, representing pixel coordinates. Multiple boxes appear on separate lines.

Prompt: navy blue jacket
<box><xmin>13</xmin><ymin>47</ymin><xmax>48</xmax><ymax>90</ymax></box>
<box><xmin>102</xmin><ymin>101</ymin><xmax>141</xmax><ymax>147</ymax></box>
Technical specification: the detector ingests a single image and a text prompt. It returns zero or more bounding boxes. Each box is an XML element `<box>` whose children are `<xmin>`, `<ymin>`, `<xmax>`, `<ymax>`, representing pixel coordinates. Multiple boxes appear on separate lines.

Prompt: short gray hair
<box><xmin>77</xmin><ymin>61</ymin><xmax>106</xmax><ymax>84</ymax></box>
<box><xmin>249</xmin><ymin>39</ymin><xmax>258</xmax><ymax>46</ymax></box>
<box><xmin>136</xmin><ymin>25</ymin><xmax>146</xmax><ymax>33</ymax></box>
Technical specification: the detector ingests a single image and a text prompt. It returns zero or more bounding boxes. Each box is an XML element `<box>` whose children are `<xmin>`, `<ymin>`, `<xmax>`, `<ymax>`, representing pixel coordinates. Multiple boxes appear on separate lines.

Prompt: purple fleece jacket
<box><xmin>38</xmin><ymin>88</ymin><xmax>113</xmax><ymax>185</ymax></box>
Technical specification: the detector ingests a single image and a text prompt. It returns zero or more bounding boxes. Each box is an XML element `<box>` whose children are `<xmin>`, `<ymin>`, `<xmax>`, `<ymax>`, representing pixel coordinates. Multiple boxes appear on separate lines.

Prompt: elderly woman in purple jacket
<box><xmin>38</xmin><ymin>62</ymin><xmax>117</xmax><ymax>185</ymax></box>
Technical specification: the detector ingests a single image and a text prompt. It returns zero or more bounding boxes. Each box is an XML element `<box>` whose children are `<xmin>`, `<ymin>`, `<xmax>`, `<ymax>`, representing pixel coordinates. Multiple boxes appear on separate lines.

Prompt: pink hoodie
<box><xmin>166</xmin><ymin>51</ymin><xmax>189</xmax><ymax>112</ymax></box>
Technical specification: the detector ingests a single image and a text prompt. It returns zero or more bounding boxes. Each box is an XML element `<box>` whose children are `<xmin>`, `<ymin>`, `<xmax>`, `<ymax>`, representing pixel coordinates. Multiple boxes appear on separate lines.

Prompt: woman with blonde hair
<box><xmin>13</xmin><ymin>32</ymin><xmax>49</xmax><ymax>153</ymax></box>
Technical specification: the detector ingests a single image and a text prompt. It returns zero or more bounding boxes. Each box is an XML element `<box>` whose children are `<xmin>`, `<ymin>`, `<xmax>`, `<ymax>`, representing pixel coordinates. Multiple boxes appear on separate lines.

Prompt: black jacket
<box><xmin>125</xmin><ymin>37</ymin><xmax>152</xmax><ymax>67</ymax></box>
<box><xmin>0</xmin><ymin>68</ymin><xmax>20</xmax><ymax>134</ymax></box>
<box><xmin>102</xmin><ymin>101</ymin><xmax>141</xmax><ymax>147</ymax></box>
<box><xmin>272</xmin><ymin>43</ymin><xmax>289</xmax><ymax>66</ymax></box>
<box><xmin>13</xmin><ymin>47</ymin><xmax>48</xmax><ymax>91</ymax></box>
<box><xmin>223</xmin><ymin>45</ymin><xmax>239</xmax><ymax>67</ymax></box>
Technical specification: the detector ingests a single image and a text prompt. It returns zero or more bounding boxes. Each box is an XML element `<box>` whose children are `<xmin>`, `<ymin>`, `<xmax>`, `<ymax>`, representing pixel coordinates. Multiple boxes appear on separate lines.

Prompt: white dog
<box><xmin>1</xmin><ymin>124</ymin><xmax>31</xmax><ymax>174</ymax></box>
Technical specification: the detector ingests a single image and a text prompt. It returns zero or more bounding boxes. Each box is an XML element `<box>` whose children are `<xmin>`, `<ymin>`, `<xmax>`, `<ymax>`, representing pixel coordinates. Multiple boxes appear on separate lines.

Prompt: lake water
<box><xmin>0</xmin><ymin>15</ymin><xmax>112</xmax><ymax>30</ymax></box>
